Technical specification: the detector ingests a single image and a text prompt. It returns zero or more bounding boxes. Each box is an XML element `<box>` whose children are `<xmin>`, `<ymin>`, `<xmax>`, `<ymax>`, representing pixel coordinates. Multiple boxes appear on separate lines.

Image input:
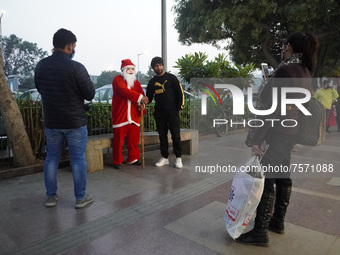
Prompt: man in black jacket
<box><xmin>35</xmin><ymin>28</ymin><xmax>95</xmax><ymax>209</ymax></box>
<box><xmin>146</xmin><ymin>57</ymin><xmax>184</xmax><ymax>168</ymax></box>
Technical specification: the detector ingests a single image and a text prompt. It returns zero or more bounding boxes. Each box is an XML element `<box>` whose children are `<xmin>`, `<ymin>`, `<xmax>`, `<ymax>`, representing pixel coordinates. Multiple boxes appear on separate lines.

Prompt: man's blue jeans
<box><xmin>44</xmin><ymin>125</ymin><xmax>88</xmax><ymax>200</ymax></box>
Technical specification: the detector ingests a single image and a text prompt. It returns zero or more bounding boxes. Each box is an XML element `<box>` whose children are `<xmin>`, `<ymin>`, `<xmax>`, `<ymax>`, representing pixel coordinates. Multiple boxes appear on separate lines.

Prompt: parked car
<box><xmin>141</xmin><ymin>84</ymin><xmax>147</xmax><ymax>94</ymax></box>
<box><xmin>91</xmin><ymin>84</ymin><xmax>113</xmax><ymax>104</ymax></box>
<box><xmin>18</xmin><ymin>84</ymin><xmax>193</xmax><ymax>106</ymax></box>
<box><xmin>19</xmin><ymin>89</ymin><xmax>41</xmax><ymax>101</ymax></box>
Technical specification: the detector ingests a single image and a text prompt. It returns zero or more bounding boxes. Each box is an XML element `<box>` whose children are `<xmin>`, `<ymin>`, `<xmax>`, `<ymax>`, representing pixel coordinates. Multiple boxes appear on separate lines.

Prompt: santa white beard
<box><xmin>123</xmin><ymin>70</ymin><xmax>137</xmax><ymax>88</ymax></box>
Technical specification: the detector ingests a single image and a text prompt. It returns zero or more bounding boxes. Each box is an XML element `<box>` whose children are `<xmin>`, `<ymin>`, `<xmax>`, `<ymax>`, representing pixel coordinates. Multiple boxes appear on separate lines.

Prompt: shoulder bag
<box><xmin>295</xmin><ymin>98</ymin><xmax>326</xmax><ymax>146</ymax></box>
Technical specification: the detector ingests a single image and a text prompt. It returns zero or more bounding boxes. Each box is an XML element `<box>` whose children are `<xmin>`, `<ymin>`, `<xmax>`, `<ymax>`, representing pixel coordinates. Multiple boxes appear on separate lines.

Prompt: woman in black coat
<box><xmin>236</xmin><ymin>32</ymin><xmax>319</xmax><ymax>246</ymax></box>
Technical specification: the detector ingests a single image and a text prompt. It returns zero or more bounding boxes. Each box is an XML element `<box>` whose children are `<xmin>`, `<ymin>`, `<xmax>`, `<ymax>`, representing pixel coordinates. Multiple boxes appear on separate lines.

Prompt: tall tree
<box><xmin>2</xmin><ymin>34</ymin><xmax>48</xmax><ymax>90</ymax></box>
<box><xmin>138</xmin><ymin>66</ymin><xmax>155</xmax><ymax>85</ymax></box>
<box><xmin>173</xmin><ymin>0</ymin><xmax>340</xmax><ymax>76</ymax></box>
<box><xmin>96</xmin><ymin>70</ymin><xmax>121</xmax><ymax>88</ymax></box>
<box><xmin>0</xmin><ymin>47</ymin><xmax>36</xmax><ymax>166</ymax></box>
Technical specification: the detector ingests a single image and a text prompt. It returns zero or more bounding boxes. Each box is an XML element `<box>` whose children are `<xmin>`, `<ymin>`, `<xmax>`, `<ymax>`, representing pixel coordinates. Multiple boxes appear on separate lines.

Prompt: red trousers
<box><xmin>112</xmin><ymin>124</ymin><xmax>140</xmax><ymax>165</ymax></box>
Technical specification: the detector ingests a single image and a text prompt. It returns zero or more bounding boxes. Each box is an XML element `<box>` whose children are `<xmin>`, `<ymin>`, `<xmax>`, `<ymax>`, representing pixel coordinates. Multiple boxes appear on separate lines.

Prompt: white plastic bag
<box><xmin>224</xmin><ymin>156</ymin><xmax>264</xmax><ymax>239</ymax></box>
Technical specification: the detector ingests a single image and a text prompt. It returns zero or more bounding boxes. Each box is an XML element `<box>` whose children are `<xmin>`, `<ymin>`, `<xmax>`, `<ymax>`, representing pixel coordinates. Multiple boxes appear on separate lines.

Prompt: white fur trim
<box><xmin>127</xmin><ymin>100</ymin><xmax>132</xmax><ymax>123</ymax></box>
<box><xmin>112</xmin><ymin>121</ymin><xmax>140</xmax><ymax>128</ymax></box>
<box><xmin>137</xmin><ymin>94</ymin><xmax>143</xmax><ymax>103</ymax></box>
<box><xmin>121</xmin><ymin>65</ymin><xmax>135</xmax><ymax>71</ymax></box>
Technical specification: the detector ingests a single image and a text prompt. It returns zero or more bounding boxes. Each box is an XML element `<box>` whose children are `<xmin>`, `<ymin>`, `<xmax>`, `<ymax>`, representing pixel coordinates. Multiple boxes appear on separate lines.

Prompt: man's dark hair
<box><xmin>53</xmin><ymin>28</ymin><xmax>77</xmax><ymax>49</ymax></box>
<box><xmin>151</xmin><ymin>57</ymin><xmax>163</xmax><ymax>68</ymax></box>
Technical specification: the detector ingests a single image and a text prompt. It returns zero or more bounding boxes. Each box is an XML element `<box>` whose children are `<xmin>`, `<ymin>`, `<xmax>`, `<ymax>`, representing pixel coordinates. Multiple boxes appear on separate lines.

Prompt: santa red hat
<box><xmin>121</xmin><ymin>59</ymin><xmax>135</xmax><ymax>70</ymax></box>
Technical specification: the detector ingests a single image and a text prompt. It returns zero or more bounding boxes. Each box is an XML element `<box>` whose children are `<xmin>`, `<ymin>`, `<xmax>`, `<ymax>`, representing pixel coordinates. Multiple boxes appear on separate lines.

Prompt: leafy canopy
<box><xmin>96</xmin><ymin>70</ymin><xmax>121</xmax><ymax>88</ymax></box>
<box><xmin>173</xmin><ymin>0</ymin><xmax>340</xmax><ymax>76</ymax></box>
<box><xmin>3</xmin><ymin>34</ymin><xmax>48</xmax><ymax>89</ymax></box>
<box><xmin>174</xmin><ymin>52</ymin><xmax>255</xmax><ymax>89</ymax></box>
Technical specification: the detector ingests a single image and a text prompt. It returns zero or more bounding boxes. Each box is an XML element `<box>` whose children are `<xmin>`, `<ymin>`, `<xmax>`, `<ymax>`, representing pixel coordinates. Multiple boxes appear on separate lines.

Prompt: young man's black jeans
<box><xmin>153</xmin><ymin>109</ymin><xmax>182</xmax><ymax>158</ymax></box>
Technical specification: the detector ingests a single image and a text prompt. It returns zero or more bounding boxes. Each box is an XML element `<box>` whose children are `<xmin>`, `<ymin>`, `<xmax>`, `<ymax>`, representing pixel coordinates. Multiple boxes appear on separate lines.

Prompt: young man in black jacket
<box><xmin>146</xmin><ymin>57</ymin><xmax>184</xmax><ymax>168</ymax></box>
<box><xmin>35</xmin><ymin>28</ymin><xmax>95</xmax><ymax>209</ymax></box>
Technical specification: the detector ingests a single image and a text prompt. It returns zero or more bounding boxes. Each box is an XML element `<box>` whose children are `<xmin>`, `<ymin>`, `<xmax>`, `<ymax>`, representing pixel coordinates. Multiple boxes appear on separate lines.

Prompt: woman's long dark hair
<box><xmin>284</xmin><ymin>32</ymin><xmax>319</xmax><ymax>71</ymax></box>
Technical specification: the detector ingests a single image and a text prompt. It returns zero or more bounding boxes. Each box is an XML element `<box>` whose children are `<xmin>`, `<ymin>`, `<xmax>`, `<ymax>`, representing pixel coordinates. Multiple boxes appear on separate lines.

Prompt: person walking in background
<box><xmin>326</xmin><ymin>102</ymin><xmax>337</xmax><ymax>130</ymax></box>
<box><xmin>335</xmin><ymin>81</ymin><xmax>340</xmax><ymax>132</ymax></box>
<box><xmin>146</xmin><ymin>57</ymin><xmax>185</xmax><ymax>169</ymax></box>
<box><xmin>314</xmin><ymin>79</ymin><xmax>339</xmax><ymax>133</ymax></box>
<box><xmin>111</xmin><ymin>59</ymin><xmax>149</xmax><ymax>169</ymax></box>
<box><xmin>35</xmin><ymin>28</ymin><xmax>95</xmax><ymax>209</ymax></box>
<box><xmin>236</xmin><ymin>32</ymin><xmax>319</xmax><ymax>246</ymax></box>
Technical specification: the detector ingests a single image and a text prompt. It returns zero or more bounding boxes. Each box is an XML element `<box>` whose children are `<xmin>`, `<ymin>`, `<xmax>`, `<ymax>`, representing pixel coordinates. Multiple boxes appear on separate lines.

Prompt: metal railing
<box><xmin>0</xmin><ymin>95</ymin><xmax>249</xmax><ymax>169</ymax></box>
<box><xmin>0</xmin><ymin>99</ymin><xmax>193</xmax><ymax>167</ymax></box>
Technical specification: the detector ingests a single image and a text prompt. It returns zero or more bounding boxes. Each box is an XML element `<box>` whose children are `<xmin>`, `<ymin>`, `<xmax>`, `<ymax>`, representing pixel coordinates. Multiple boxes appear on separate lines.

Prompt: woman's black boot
<box><xmin>236</xmin><ymin>190</ymin><xmax>275</xmax><ymax>247</ymax></box>
<box><xmin>269</xmin><ymin>185</ymin><xmax>292</xmax><ymax>234</ymax></box>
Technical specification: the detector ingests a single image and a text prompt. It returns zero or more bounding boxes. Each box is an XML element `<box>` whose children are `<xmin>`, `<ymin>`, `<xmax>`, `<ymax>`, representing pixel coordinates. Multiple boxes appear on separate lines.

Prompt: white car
<box><xmin>19</xmin><ymin>89</ymin><xmax>41</xmax><ymax>101</ymax></box>
<box><xmin>91</xmin><ymin>84</ymin><xmax>113</xmax><ymax>104</ymax></box>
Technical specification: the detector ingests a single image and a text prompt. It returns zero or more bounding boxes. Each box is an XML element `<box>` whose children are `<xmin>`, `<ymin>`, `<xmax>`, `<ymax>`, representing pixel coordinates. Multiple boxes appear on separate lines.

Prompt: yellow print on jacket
<box><xmin>154</xmin><ymin>81</ymin><xmax>167</xmax><ymax>94</ymax></box>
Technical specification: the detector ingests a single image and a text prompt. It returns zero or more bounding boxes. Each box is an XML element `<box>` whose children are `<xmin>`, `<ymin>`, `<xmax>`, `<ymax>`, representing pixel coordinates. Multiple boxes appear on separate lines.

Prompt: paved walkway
<box><xmin>0</xmin><ymin>128</ymin><xmax>339</xmax><ymax>255</ymax></box>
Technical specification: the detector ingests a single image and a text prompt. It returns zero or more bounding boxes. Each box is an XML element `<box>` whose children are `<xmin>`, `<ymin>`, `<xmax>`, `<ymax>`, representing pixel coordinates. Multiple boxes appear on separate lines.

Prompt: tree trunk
<box><xmin>0</xmin><ymin>48</ymin><xmax>36</xmax><ymax>167</ymax></box>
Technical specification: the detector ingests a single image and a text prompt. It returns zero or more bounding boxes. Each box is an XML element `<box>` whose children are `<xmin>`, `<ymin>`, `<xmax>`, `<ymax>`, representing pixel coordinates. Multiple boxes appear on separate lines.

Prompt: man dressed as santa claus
<box><xmin>111</xmin><ymin>59</ymin><xmax>149</xmax><ymax>169</ymax></box>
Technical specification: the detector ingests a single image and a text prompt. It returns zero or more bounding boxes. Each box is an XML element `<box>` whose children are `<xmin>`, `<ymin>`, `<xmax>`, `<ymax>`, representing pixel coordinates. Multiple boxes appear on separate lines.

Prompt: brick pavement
<box><xmin>0</xmin><ymin>128</ymin><xmax>339</xmax><ymax>255</ymax></box>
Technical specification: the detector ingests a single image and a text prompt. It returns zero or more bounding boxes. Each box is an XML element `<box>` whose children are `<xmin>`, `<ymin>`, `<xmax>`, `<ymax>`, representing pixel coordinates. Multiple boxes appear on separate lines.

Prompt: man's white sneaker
<box><xmin>174</xmin><ymin>157</ymin><xmax>183</xmax><ymax>168</ymax></box>
<box><xmin>155</xmin><ymin>157</ymin><xmax>169</xmax><ymax>167</ymax></box>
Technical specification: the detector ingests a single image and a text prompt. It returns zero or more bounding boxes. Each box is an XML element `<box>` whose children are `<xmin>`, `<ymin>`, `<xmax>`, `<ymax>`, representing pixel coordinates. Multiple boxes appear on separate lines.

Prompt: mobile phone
<box><xmin>261</xmin><ymin>63</ymin><xmax>270</xmax><ymax>80</ymax></box>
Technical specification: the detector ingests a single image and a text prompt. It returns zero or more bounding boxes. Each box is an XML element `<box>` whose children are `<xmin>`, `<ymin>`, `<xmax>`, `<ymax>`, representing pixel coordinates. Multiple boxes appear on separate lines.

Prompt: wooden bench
<box><xmin>85</xmin><ymin>129</ymin><xmax>199</xmax><ymax>172</ymax></box>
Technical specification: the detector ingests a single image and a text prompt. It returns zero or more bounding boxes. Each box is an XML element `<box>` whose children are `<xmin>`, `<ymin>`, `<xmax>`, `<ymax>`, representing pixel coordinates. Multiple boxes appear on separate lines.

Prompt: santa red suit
<box><xmin>111</xmin><ymin>59</ymin><xmax>145</xmax><ymax>167</ymax></box>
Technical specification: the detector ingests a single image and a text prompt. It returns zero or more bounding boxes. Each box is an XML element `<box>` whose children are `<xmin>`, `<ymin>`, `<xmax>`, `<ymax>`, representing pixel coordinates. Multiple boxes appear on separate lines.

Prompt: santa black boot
<box><xmin>269</xmin><ymin>185</ymin><xmax>292</xmax><ymax>234</ymax></box>
<box><xmin>236</xmin><ymin>190</ymin><xmax>275</xmax><ymax>247</ymax></box>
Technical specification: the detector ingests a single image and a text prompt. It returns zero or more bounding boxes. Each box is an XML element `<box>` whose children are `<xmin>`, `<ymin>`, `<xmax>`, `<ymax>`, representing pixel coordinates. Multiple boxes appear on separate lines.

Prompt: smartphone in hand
<box><xmin>261</xmin><ymin>63</ymin><xmax>270</xmax><ymax>80</ymax></box>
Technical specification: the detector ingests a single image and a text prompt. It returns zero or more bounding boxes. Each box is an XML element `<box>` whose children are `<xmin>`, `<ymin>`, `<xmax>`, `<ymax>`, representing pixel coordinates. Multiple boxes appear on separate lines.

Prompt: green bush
<box><xmin>85</xmin><ymin>103</ymin><xmax>112</xmax><ymax>135</ymax></box>
<box><xmin>12</xmin><ymin>98</ymin><xmax>199</xmax><ymax>161</ymax></box>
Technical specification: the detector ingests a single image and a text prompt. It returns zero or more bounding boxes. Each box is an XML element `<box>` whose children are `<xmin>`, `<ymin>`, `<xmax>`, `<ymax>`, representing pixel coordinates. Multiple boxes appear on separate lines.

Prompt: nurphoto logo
<box><xmin>195</xmin><ymin>78</ymin><xmax>312</xmax><ymax>129</ymax></box>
